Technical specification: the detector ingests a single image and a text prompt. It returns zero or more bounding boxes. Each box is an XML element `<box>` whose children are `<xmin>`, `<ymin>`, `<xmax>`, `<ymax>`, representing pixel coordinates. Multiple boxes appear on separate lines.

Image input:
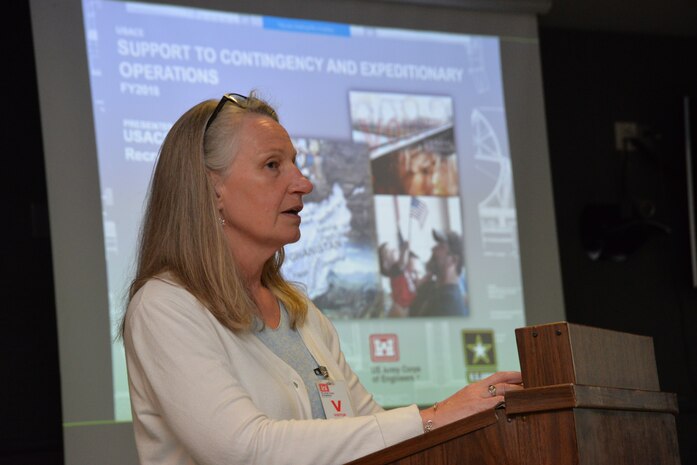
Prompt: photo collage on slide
<box><xmin>285</xmin><ymin>91</ymin><xmax>468</xmax><ymax>320</ymax></box>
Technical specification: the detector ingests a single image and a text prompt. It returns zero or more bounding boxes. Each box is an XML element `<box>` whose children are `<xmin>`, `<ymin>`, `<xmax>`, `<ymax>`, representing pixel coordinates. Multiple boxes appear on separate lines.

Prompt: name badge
<box><xmin>315</xmin><ymin>380</ymin><xmax>355</xmax><ymax>419</ymax></box>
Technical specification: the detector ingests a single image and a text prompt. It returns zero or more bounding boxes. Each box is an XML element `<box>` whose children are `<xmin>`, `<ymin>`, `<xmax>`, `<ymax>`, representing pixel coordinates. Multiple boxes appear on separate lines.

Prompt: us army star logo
<box><xmin>462</xmin><ymin>330</ymin><xmax>497</xmax><ymax>374</ymax></box>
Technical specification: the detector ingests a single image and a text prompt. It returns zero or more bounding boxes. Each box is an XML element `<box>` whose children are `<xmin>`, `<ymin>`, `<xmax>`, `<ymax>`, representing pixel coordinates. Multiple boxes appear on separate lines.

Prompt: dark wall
<box><xmin>1</xmin><ymin>1</ymin><xmax>63</xmax><ymax>464</ymax></box>
<box><xmin>540</xmin><ymin>28</ymin><xmax>697</xmax><ymax>464</ymax></box>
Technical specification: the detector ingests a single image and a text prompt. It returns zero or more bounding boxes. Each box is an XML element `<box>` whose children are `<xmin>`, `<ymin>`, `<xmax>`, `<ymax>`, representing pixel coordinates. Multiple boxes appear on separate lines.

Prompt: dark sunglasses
<box><xmin>204</xmin><ymin>93</ymin><xmax>249</xmax><ymax>132</ymax></box>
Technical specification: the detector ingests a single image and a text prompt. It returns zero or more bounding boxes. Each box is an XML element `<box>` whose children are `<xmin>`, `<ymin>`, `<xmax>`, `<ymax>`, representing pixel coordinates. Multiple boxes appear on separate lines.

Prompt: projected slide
<box><xmin>81</xmin><ymin>0</ymin><xmax>524</xmax><ymax>419</ymax></box>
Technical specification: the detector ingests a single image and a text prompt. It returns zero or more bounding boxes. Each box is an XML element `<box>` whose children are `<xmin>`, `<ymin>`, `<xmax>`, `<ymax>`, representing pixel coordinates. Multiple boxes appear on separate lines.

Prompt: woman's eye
<box><xmin>265</xmin><ymin>161</ymin><xmax>280</xmax><ymax>169</ymax></box>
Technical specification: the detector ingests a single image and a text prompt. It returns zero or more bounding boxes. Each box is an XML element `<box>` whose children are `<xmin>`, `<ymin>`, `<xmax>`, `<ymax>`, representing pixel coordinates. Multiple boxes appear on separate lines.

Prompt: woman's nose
<box><xmin>290</xmin><ymin>167</ymin><xmax>313</xmax><ymax>195</ymax></box>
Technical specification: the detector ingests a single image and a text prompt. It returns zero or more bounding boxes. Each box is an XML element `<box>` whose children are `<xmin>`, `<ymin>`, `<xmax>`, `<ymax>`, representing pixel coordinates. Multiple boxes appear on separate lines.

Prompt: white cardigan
<box><xmin>124</xmin><ymin>275</ymin><xmax>423</xmax><ymax>465</ymax></box>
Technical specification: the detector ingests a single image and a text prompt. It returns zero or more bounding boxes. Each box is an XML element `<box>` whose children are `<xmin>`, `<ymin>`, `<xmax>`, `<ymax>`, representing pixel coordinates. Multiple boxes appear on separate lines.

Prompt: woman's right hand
<box><xmin>419</xmin><ymin>371</ymin><xmax>523</xmax><ymax>431</ymax></box>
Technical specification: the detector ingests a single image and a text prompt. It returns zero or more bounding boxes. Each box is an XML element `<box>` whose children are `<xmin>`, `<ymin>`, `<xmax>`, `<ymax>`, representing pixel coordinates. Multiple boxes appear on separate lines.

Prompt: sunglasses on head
<box><xmin>204</xmin><ymin>93</ymin><xmax>249</xmax><ymax>132</ymax></box>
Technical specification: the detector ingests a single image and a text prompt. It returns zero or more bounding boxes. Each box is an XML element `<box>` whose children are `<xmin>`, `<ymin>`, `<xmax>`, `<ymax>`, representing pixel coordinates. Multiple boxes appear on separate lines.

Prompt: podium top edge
<box><xmin>515</xmin><ymin>321</ymin><xmax>653</xmax><ymax>339</ymax></box>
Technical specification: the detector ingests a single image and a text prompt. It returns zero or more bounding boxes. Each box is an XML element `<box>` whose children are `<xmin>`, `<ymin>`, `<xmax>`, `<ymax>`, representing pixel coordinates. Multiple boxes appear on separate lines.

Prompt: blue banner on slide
<box><xmin>263</xmin><ymin>16</ymin><xmax>350</xmax><ymax>37</ymax></box>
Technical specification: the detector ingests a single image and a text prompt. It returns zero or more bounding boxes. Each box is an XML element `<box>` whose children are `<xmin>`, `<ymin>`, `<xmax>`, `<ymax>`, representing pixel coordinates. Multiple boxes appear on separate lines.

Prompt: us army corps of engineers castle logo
<box><xmin>369</xmin><ymin>334</ymin><xmax>400</xmax><ymax>362</ymax></box>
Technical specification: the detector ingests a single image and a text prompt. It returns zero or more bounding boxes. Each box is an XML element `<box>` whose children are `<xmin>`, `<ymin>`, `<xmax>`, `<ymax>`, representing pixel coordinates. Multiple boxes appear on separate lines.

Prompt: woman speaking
<box><xmin>123</xmin><ymin>92</ymin><xmax>522</xmax><ymax>465</ymax></box>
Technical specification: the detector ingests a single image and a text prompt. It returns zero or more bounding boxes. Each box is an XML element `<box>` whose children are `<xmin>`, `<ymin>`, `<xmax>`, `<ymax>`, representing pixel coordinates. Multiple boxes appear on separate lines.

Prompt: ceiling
<box><xmin>539</xmin><ymin>0</ymin><xmax>697</xmax><ymax>37</ymax></box>
<box><xmin>373</xmin><ymin>0</ymin><xmax>697</xmax><ymax>37</ymax></box>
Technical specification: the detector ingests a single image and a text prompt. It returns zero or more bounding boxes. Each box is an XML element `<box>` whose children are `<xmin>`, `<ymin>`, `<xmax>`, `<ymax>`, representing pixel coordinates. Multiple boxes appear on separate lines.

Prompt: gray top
<box><xmin>255</xmin><ymin>303</ymin><xmax>327</xmax><ymax>419</ymax></box>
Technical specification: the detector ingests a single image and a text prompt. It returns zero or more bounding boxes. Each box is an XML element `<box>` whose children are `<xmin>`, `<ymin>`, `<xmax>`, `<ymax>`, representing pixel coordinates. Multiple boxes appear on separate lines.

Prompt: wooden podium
<box><xmin>347</xmin><ymin>322</ymin><xmax>680</xmax><ymax>465</ymax></box>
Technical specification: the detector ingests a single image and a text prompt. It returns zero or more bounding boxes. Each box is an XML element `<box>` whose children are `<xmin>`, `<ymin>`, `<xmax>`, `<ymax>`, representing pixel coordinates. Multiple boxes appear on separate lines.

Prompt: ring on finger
<box><xmin>487</xmin><ymin>384</ymin><xmax>497</xmax><ymax>397</ymax></box>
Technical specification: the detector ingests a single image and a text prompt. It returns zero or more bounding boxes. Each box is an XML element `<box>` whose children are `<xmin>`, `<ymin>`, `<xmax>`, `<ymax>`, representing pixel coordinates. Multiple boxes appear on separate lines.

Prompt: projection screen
<box><xmin>30</xmin><ymin>0</ymin><xmax>563</xmax><ymax>463</ymax></box>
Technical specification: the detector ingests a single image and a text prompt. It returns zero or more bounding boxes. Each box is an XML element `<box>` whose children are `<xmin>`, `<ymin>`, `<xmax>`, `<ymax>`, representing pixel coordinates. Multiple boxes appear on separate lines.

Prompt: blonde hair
<box><xmin>125</xmin><ymin>92</ymin><xmax>307</xmax><ymax>334</ymax></box>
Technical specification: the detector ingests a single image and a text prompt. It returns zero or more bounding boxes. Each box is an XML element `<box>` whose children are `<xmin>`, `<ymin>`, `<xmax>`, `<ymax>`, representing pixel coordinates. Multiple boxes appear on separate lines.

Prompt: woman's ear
<box><xmin>209</xmin><ymin>172</ymin><xmax>225</xmax><ymax>210</ymax></box>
